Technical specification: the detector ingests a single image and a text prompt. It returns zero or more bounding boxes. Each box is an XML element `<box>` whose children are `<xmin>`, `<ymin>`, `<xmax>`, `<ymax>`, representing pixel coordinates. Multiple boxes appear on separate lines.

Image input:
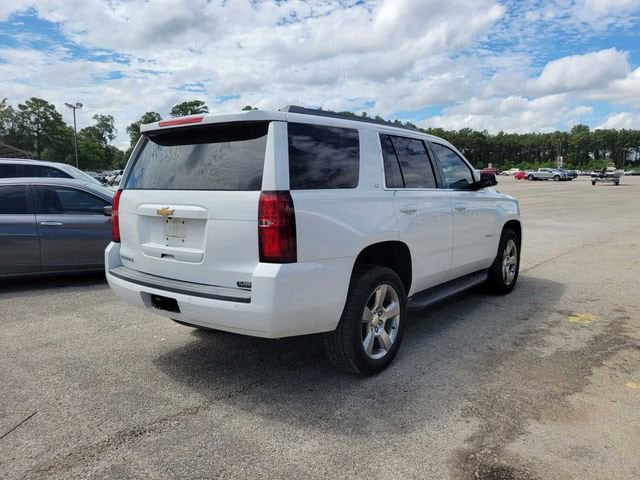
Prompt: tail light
<box><xmin>112</xmin><ymin>189</ymin><xmax>122</xmax><ymax>242</ymax></box>
<box><xmin>258</xmin><ymin>191</ymin><xmax>296</xmax><ymax>263</ymax></box>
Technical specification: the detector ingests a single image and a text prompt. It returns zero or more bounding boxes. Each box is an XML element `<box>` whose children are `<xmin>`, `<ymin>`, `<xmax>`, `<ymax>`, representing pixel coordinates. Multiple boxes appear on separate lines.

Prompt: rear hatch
<box><xmin>118</xmin><ymin>121</ymin><xmax>270</xmax><ymax>289</ymax></box>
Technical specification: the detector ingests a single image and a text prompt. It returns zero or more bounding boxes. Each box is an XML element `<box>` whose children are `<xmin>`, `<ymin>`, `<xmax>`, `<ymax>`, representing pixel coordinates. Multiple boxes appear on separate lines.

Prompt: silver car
<box><xmin>0</xmin><ymin>177</ymin><xmax>114</xmax><ymax>277</ymax></box>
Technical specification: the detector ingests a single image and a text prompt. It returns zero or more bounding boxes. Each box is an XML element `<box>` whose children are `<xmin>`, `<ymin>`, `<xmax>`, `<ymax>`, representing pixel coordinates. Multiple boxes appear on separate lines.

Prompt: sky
<box><xmin>1</xmin><ymin>0</ymin><xmax>639</xmax><ymax>149</ymax></box>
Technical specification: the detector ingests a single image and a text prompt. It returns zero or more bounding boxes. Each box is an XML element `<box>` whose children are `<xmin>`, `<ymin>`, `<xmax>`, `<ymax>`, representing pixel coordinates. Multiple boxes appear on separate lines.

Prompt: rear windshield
<box><xmin>125</xmin><ymin>122</ymin><xmax>268</xmax><ymax>190</ymax></box>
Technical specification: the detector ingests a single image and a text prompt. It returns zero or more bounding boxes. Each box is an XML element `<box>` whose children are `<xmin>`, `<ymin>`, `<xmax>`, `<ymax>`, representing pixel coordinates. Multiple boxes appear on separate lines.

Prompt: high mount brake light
<box><xmin>112</xmin><ymin>189</ymin><xmax>122</xmax><ymax>242</ymax></box>
<box><xmin>158</xmin><ymin>116</ymin><xmax>204</xmax><ymax>127</ymax></box>
<box><xmin>258</xmin><ymin>191</ymin><xmax>297</xmax><ymax>263</ymax></box>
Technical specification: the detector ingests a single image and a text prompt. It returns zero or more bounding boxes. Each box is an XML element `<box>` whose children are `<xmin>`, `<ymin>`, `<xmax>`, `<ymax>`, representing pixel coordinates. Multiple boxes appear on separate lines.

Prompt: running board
<box><xmin>407</xmin><ymin>271</ymin><xmax>488</xmax><ymax>311</ymax></box>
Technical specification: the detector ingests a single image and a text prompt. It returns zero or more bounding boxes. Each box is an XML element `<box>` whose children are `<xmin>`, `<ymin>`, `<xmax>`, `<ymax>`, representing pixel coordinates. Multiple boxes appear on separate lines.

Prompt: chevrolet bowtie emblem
<box><xmin>156</xmin><ymin>207</ymin><xmax>175</xmax><ymax>217</ymax></box>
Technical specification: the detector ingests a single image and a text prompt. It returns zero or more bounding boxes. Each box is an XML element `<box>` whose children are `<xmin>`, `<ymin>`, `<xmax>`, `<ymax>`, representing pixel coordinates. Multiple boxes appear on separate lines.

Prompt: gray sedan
<box><xmin>0</xmin><ymin>178</ymin><xmax>114</xmax><ymax>277</ymax></box>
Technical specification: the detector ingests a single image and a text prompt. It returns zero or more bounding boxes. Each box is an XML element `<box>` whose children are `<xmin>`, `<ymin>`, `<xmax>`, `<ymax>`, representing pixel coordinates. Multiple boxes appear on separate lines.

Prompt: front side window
<box><xmin>0</xmin><ymin>185</ymin><xmax>28</xmax><ymax>214</ymax></box>
<box><xmin>34</xmin><ymin>186</ymin><xmax>107</xmax><ymax>214</ymax></box>
<box><xmin>288</xmin><ymin>123</ymin><xmax>359</xmax><ymax>189</ymax></box>
<box><xmin>126</xmin><ymin>122</ymin><xmax>268</xmax><ymax>191</ymax></box>
<box><xmin>430</xmin><ymin>143</ymin><xmax>474</xmax><ymax>189</ymax></box>
<box><xmin>382</xmin><ymin>135</ymin><xmax>437</xmax><ymax>188</ymax></box>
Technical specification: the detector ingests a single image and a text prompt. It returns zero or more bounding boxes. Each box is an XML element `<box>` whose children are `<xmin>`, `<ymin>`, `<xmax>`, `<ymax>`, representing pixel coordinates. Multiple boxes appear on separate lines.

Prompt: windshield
<box><xmin>57</xmin><ymin>164</ymin><xmax>105</xmax><ymax>187</ymax></box>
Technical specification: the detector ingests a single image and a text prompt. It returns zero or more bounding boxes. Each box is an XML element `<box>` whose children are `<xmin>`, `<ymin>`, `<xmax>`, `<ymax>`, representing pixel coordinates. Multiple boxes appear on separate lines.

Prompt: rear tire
<box><xmin>591</xmin><ymin>180</ymin><xmax>596</xmax><ymax>186</ymax></box>
<box><xmin>323</xmin><ymin>265</ymin><xmax>406</xmax><ymax>375</ymax></box>
<box><xmin>486</xmin><ymin>229</ymin><xmax>520</xmax><ymax>295</ymax></box>
<box><xmin>554</xmin><ymin>175</ymin><xmax>560</xmax><ymax>181</ymax></box>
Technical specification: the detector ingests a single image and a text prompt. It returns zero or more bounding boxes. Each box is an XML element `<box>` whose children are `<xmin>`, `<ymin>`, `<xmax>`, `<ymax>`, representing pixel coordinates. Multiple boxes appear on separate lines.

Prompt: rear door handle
<box><xmin>454</xmin><ymin>204</ymin><xmax>467</xmax><ymax>211</ymax></box>
<box><xmin>40</xmin><ymin>221</ymin><xmax>64</xmax><ymax>226</ymax></box>
<box><xmin>399</xmin><ymin>205</ymin><xmax>417</xmax><ymax>214</ymax></box>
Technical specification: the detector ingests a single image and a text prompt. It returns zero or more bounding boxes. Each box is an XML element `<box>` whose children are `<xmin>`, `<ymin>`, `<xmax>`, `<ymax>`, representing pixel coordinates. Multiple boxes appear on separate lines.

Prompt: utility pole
<box><xmin>65</xmin><ymin>102</ymin><xmax>83</xmax><ymax>168</ymax></box>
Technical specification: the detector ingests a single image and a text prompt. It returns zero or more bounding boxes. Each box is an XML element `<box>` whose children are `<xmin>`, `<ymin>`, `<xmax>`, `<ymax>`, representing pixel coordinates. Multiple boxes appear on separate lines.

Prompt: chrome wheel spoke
<box><xmin>362</xmin><ymin>306</ymin><xmax>374</xmax><ymax>323</ymax></box>
<box><xmin>384</xmin><ymin>301</ymin><xmax>400</xmax><ymax>319</ymax></box>
<box><xmin>374</xmin><ymin>285</ymin><xmax>388</xmax><ymax>309</ymax></box>
<box><xmin>379</xmin><ymin>330</ymin><xmax>392</xmax><ymax>351</ymax></box>
<box><xmin>363</xmin><ymin>331</ymin><xmax>375</xmax><ymax>355</ymax></box>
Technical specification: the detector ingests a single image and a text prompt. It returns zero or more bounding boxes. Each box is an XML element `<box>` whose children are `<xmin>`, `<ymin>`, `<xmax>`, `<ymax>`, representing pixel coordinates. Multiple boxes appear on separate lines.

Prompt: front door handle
<box><xmin>399</xmin><ymin>205</ymin><xmax>417</xmax><ymax>214</ymax></box>
<box><xmin>454</xmin><ymin>204</ymin><xmax>467</xmax><ymax>211</ymax></box>
<box><xmin>40</xmin><ymin>221</ymin><xmax>64</xmax><ymax>226</ymax></box>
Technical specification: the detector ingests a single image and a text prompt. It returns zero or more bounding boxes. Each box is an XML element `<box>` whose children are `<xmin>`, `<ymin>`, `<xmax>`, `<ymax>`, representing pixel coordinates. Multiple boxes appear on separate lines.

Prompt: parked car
<box><xmin>0</xmin><ymin>158</ymin><xmax>108</xmax><ymax>188</ymax></box>
<box><xmin>106</xmin><ymin>106</ymin><xmax>521</xmax><ymax>375</ymax></box>
<box><xmin>0</xmin><ymin>177</ymin><xmax>114</xmax><ymax>277</ymax></box>
<box><xmin>501</xmin><ymin>168</ymin><xmax>520</xmax><ymax>176</ymax></box>
<box><xmin>526</xmin><ymin>168</ymin><xmax>569</xmax><ymax>181</ymax></box>
<box><xmin>557</xmin><ymin>168</ymin><xmax>577</xmax><ymax>179</ymax></box>
<box><xmin>514</xmin><ymin>170</ymin><xmax>526</xmax><ymax>180</ymax></box>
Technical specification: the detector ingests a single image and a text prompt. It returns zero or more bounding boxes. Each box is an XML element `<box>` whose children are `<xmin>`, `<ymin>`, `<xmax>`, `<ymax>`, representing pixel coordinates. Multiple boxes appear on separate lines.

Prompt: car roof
<box><xmin>0</xmin><ymin>158</ymin><xmax>69</xmax><ymax>167</ymax></box>
<box><xmin>140</xmin><ymin>106</ymin><xmax>453</xmax><ymax>147</ymax></box>
<box><xmin>0</xmin><ymin>177</ymin><xmax>114</xmax><ymax>200</ymax></box>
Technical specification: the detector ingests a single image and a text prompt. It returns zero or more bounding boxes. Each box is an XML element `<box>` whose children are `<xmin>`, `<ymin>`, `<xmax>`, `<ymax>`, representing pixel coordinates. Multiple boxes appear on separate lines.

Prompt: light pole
<box><xmin>65</xmin><ymin>102</ymin><xmax>83</xmax><ymax>168</ymax></box>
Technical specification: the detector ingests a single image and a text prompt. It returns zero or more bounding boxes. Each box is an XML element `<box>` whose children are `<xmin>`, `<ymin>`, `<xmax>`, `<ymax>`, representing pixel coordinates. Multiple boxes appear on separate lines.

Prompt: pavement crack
<box><xmin>0</xmin><ymin>412</ymin><xmax>37</xmax><ymax>441</ymax></box>
<box><xmin>21</xmin><ymin>380</ymin><xmax>264</xmax><ymax>479</ymax></box>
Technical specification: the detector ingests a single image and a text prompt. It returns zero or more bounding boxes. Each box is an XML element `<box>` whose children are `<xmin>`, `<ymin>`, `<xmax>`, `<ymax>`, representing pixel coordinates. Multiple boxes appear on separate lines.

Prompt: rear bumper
<box><xmin>105</xmin><ymin>242</ymin><xmax>353</xmax><ymax>338</ymax></box>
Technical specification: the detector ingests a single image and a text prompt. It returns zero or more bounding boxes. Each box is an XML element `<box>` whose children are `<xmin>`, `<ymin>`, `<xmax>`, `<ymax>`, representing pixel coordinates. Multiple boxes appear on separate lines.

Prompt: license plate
<box><xmin>165</xmin><ymin>218</ymin><xmax>186</xmax><ymax>242</ymax></box>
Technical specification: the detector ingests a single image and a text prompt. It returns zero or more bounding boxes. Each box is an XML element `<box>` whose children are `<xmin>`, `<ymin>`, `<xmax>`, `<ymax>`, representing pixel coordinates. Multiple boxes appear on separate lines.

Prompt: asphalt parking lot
<box><xmin>1</xmin><ymin>176</ymin><xmax>639</xmax><ymax>480</ymax></box>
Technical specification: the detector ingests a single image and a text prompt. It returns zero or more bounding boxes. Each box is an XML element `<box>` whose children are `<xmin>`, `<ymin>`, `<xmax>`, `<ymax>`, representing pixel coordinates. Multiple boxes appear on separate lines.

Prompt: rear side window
<box><xmin>380</xmin><ymin>134</ymin><xmax>437</xmax><ymax>188</ymax></box>
<box><xmin>0</xmin><ymin>164</ymin><xmax>18</xmax><ymax>178</ymax></box>
<box><xmin>288</xmin><ymin>123</ymin><xmax>359</xmax><ymax>189</ymax></box>
<box><xmin>126</xmin><ymin>122</ymin><xmax>269</xmax><ymax>190</ymax></box>
<box><xmin>0</xmin><ymin>185</ymin><xmax>28</xmax><ymax>214</ymax></box>
<box><xmin>21</xmin><ymin>165</ymin><xmax>70</xmax><ymax>178</ymax></box>
<box><xmin>34</xmin><ymin>186</ymin><xmax>108</xmax><ymax>214</ymax></box>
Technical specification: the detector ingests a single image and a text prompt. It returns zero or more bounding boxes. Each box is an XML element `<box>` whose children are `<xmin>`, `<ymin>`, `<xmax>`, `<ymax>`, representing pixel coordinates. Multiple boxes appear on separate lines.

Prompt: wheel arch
<box><xmin>352</xmin><ymin>241</ymin><xmax>412</xmax><ymax>294</ymax></box>
<box><xmin>502</xmin><ymin>219</ymin><xmax>522</xmax><ymax>243</ymax></box>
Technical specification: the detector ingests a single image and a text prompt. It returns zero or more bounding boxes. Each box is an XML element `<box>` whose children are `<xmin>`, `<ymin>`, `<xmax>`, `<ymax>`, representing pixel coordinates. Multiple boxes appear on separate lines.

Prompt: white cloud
<box><xmin>420</xmin><ymin>94</ymin><xmax>593</xmax><ymax>133</ymax></box>
<box><xmin>0</xmin><ymin>0</ymin><xmax>639</xmax><ymax>150</ymax></box>
<box><xmin>522</xmin><ymin>49</ymin><xmax>629</xmax><ymax>95</ymax></box>
<box><xmin>598</xmin><ymin>112</ymin><xmax>640</xmax><ymax>129</ymax></box>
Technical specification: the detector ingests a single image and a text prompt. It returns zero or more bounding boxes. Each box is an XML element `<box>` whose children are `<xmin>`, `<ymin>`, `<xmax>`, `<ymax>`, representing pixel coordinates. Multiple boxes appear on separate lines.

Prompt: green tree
<box><xmin>170</xmin><ymin>100</ymin><xmax>209</xmax><ymax>117</ymax></box>
<box><xmin>4</xmin><ymin>98</ymin><xmax>68</xmax><ymax>159</ymax></box>
<box><xmin>126</xmin><ymin>111</ymin><xmax>162</xmax><ymax>148</ymax></box>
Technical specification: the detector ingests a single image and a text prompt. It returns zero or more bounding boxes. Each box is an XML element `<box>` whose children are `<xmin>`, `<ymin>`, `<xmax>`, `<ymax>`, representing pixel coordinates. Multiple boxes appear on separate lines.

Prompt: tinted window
<box><xmin>34</xmin><ymin>186</ymin><xmax>108</xmax><ymax>214</ymax></box>
<box><xmin>431</xmin><ymin>143</ymin><xmax>474</xmax><ymax>189</ymax></box>
<box><xmin>21</xmin><ymin>165</ymin><xmax>70</xmax><ymax>178</ymax></box>
<box><xmin>0</xmin><ymin>185</ymin><xmax>28</xmax><ymax>214</ymax></box>
<box><xmin>126</xmin><ymin>122</ymin><xmax>268</xmax><ymax>190</ymax></box>
<box><xmin>380</xmin><ymin>135</ymin><xmax>403</xmax><ymax>188</ymax></box>
<box><xmin>288</xmin><ymin>123</ymin><xmax>359</xmax><ymax>189</ymax></box>
<box><xmin>390</xmin><ymin>136</ymin><xmax>436</xmax><ymax>188</ymax></box>
<box><xmin>0</xmin><ymin>164</ymin><xmax>18</xmax><ymax>178</ymax></box>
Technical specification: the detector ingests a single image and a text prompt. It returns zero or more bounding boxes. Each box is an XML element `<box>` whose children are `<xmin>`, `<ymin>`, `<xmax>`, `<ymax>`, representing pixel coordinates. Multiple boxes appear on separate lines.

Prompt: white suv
<box><xmin>106</xmin><ymin>106</ymin><xmax>521</xmax><ymax>375</ymax></box>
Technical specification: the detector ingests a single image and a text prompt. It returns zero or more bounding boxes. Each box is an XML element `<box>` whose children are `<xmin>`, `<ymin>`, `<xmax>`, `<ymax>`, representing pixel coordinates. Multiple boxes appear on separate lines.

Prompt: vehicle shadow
<box><xmin>0</xmin><ymin>271</ymin><xmax>107</xmax><ymax>295</ymax></box>
<box><xmin>153</xmin><ymin>275</ymin><xmax>566</xmax><ymax>436</ymax></box>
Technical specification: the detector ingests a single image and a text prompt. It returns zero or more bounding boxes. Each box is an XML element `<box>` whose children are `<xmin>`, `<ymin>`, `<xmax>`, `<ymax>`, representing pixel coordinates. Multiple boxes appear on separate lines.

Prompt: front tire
<box><xmin>486</xmin><ymin>229</ymin><xmax>520</xmax><ymax>294</ymax></box>
<box><xmin>323</xmin><ymin>265</ymin><xmax>406</xmax><ymax>375</ymax></box>
<box><xmin>527</xmin><ymin>174</ymin><xmax>534</xmax><ymax>181</ymax></box>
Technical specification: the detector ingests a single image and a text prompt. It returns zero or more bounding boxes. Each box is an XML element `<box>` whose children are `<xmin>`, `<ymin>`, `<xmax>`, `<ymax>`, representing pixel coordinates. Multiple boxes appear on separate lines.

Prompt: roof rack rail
<box><xmin>280</xmin><ymin>105</ymin><xmax>418</xmax><ymax>131</ymax></box>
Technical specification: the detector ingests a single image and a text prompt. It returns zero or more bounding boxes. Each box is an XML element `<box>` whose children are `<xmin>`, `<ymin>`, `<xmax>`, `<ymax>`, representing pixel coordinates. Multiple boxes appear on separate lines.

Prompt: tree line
<box><xmin>1</xmin><ymin>97</ymin><xmax>639</xmax><ymax>171</ymax></box>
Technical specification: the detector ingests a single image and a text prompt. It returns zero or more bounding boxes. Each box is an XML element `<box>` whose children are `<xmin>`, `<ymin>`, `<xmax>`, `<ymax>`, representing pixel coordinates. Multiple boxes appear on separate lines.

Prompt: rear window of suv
<box><xmin>125</xmin><ymin>122</ymin><xmax>268</xmax><ymax>190</ymax></box>
<box><xmin>288</xmin><ymin>123</ymin><xmax>359</xmax><ymax>189</ymax></box>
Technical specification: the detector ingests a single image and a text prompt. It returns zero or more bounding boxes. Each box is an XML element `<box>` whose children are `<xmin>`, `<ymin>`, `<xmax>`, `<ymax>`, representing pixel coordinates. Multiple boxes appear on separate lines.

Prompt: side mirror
<box><xmin>103</xmin><ymin>205</ymin><xmax>113</xmax><ymax>216</ymax></box>
<box><xmin>480</xmin><ymin>172</ymin><xmax>498</xmax><ymax>188</ymax></box>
